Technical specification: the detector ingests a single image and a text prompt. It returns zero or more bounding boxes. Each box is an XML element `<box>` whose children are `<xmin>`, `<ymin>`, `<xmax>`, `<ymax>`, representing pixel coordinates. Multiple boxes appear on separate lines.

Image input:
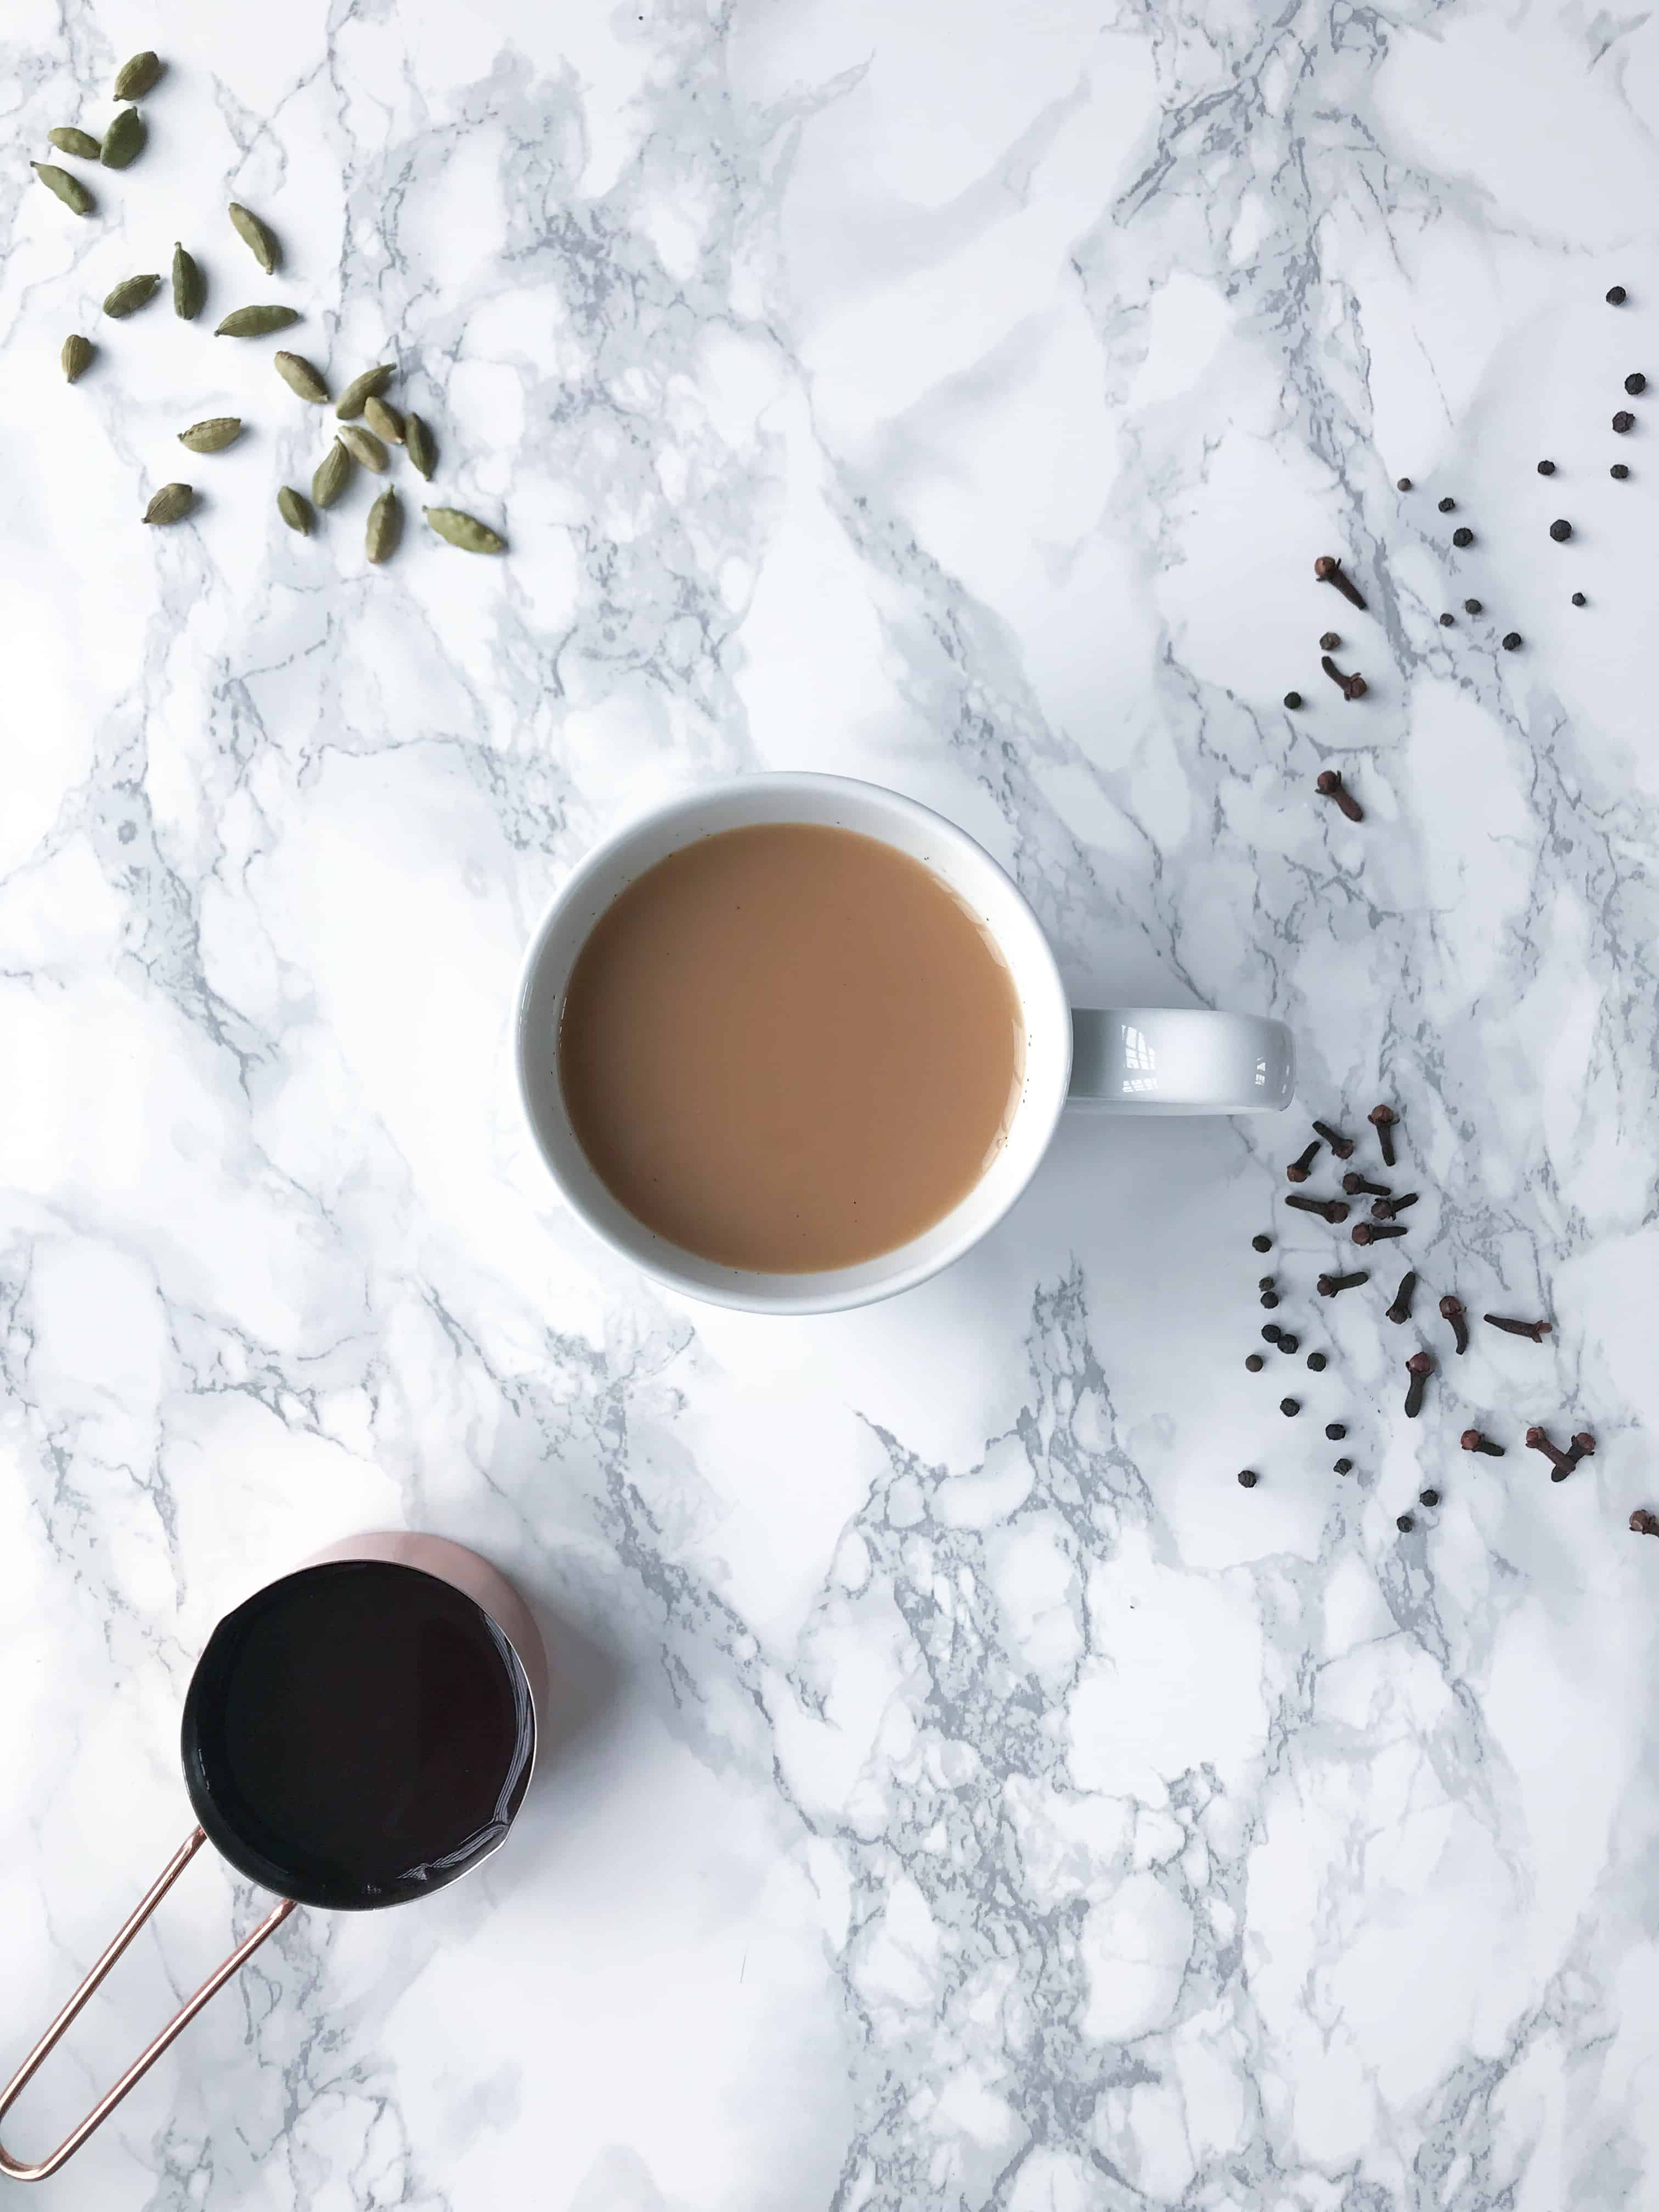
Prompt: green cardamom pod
<box><xmin>362</xmin><ymin>394</ymin><xmax>405</xmax><ymax>444</ymax></box>
<box><xmin>404</xmin><ymin>413</ymin><xmax>437</xmax><ymax>481</ymax></box>
<box><xmin>366</xmin><ymin>487</ymin><xmax>402</xmax><ymax>565</ymax></box>
<box><xmin>215</xmin><ymin>303</ymin><xmax>300</xmax><ymax>338</ymax></box>
<box><xmin>32</xmin><ymin>162</ymin><xmax>94</xmax><ymax>216</ymax></box>
<box><xmin>100</xmin><ymin>107</ymin><xmax>146</xmax><ymax>169</ymax></box>
<box><xmin>172</xmin><ymin>242</ymin><xmax>205</xmax><ymax>320</ymax></box>
<box><xmin>424</xmin><ymin>506</ymin><xmax>506</xmax><ymax>554</ymax></box>
<box><xmin>277</xmin><ymin>486</ymin><xmax>313</xmax><ymax>536</ymax></box>
<box><xmin>335</xmin><ymin>363</ymin><xmax>394</xmax><ymax>420</ymax></box>
<box><xmin>143</xmin><ymin>483</ymin><xmax>195</xmax><ymax>526</ymax></box>
<box><xmin>113</xmin><ymin>51</ymin><xmax>162</xmax><ymax>100</ymax></box>
<box><xmin>61</xmin><ymin>334</ymin><xmax>93</xmax><ymax>383</ymax></box>
<box><xmin>274</xmin><ymin>351</ymin><xmax>329</xmax><ymax>403</ymax></box>
<box><xmin>104</xmin><ymin>273</ymin><xmax>161</xmax><ymax>319</ymax></box>
<box><xmin>178</xmin><ymin>416</ymin><xmax>242</xmax><ymax>453</ymax></box>
<box><xmin>48</xmin><ymin>127</ymin><xmax>102</xmax><ymax>160</ymax></box>
<box><xmin>312</xmin><ymin>440</ymin><xmax>353</xmax><ymax>509</ymax></box>
<box><xmin>228</xmin><ymin>202</ymin><xmax>280</xmax><ymax>275</ymax></box>
<box><xmin>337</xmin><ymin>425</ymin><xmax>388</xmax><ymax>473</ymax></box>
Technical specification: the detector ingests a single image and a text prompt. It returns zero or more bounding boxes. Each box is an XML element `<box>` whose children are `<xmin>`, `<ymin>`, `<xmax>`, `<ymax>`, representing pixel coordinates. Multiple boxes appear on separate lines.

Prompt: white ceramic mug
<box><xmin>516</xmin><ymin>774</ymin><xmax>1294</xmax><ymax>1314</ymax></box>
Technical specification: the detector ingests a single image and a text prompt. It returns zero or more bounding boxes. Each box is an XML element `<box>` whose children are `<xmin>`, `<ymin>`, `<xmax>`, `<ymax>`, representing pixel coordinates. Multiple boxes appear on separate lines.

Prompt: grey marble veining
<box><xmin>4</xmin><ymin>0</ymin><xmax>1659</xmax><ymax>2205</ymax></box>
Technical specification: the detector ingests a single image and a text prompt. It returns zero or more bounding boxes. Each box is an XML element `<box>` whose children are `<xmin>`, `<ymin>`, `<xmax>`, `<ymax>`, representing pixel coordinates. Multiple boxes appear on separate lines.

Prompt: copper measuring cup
<box><xmin>0</xmin><ymin>1533</ymin><xmax>546</xmax><ymax>2183</ymax></box>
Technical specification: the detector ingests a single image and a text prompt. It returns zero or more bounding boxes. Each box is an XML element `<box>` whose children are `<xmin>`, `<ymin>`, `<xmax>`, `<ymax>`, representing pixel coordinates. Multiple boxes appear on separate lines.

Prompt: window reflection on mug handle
<box><xmin>1068</xmin><ymin>1007</ymin><xmax>1295</xmax><ymax>1114</ymax></box>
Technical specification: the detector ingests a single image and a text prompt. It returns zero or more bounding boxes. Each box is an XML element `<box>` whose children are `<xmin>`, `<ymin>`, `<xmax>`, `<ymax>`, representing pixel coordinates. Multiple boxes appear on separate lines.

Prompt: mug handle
<box><xmin>1068</xmin><ymin>1008</ymin><xmax>1295</xmax><ymax>1115</ymax></box>
<box><xmin>0</xmin><ymin>1828</ymin><xmax>295</xmax><ymax>2184</ymax></box>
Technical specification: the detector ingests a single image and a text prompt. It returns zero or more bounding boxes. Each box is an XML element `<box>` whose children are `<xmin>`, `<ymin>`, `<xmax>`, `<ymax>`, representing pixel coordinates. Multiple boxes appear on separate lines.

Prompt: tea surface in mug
<box><xmin>556</xmin><ymin>822</ymin><xmax>1025</xmax><ymax>1271</ymax></box>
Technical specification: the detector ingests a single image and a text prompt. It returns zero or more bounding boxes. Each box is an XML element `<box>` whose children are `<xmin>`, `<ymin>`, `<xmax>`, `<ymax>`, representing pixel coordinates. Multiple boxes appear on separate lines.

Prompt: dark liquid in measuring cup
<box><xmin>182</xmin><ymin>1560</ymin><xmax>535</xmax><ymax>1911</ymax></box>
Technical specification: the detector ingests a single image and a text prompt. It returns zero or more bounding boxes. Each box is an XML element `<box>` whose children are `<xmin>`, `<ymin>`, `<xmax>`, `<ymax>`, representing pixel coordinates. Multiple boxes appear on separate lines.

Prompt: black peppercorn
<box><xmin>1258</xmin><ymin>1276</ymin><xmax>1276</xmax><ymax>1291</ymax></box>
<box><xmin>1611</xmin><ymin>465</ymin><xmax>1628</xmax><ymax>479</ymax></box>
<box><xmin>1396</xmin><ymin>476</ymin><xmax>1412</xmax><ymax>490</ymax></box>
<box><xmin>1626</xmin><ymin>373</ymin><xmax>1646</xmax><ymax>395</ymax></box>
<box><xmin>1278</xmin><ymin>1334</ymin><xmax>1299</xmax><ymax>1354</ymax></box>
<box><xmin>1549</xmin><ymin>519</ymin><xmax>1572</xmax><ymax>541</ymax></box>
<box><xmin>1306</xmin><ymin>1351</ymin><xmax>1327</xmax><ymax>1371</ymax></box>
<box><xmin>1572</xmin><ymin>591</ymin><xmax>1587</xmax><ymax>605</ymax></box>
<box><xmin>1252</xmin><ymin>1234</ymin><xmax>1272</xmax><ymax>1252</ymax></box>
<box><xmin>1614</xmin><ymin>410</ymin><xmax>1635</xmax><ymax>432</ymax></box>
<box><xmin>1245</xmin><ymin>1353</ymin><xmax>1265</xmax><ymax>1372</ymax></box>
<box><xmin>1438</xmin><ymin>496</ymin><xmax>1455</xmax><ymax>512</ymax></box>
<box><xmin>1438</xmin><ymin>612</ymin><xmax>1454</xmax><ymax>627</ymax></box>
<box><xmin>1463</xmin><ymin>597</ymin><xmax>1482</xmax><ymax>614</ymax></box>
<box><xmin>1262</xmin><ymin>1324</ymin><xmax>1283</xmax><ymax>1343</ymax></box>
<box><xmin>1502</xmin><ymin>631</ymin><xmax>1522</xmax><ymax>651</ymax></box>
<box><xmin>1333</xmin><ymin>1457</ymin><xmax>1352</xmax><ymax>1474</ymax></box>
<box><xmin>1280</xmin><ymin>1397</ymin><xmax>1300</xmax><ymax>1417</ymax></box>
<box><xmin>1237</xmin><ymin>1469</ymin><xmax>1258</xmax><ymax>1488</ymax></box>
<box><xmin>1260</xmin><ymin>1291</ymin><xmax>1279</xmax><ymax>1308</ymax></box>
<box><xmin>1609</xmin><ymin>285</ymin><xmax>1628</xmax><ymax>304</ymax></box>
<box><xmin>1536</xmin><ymin>459</ymin><xmax>1555</xmax><ymax>475</ymax></box>
<box><xmin>1325</xmin><ymin>1422</ymin><xmax>1346</xmax><ymax>1440</ymax></box>
<box><xmin>1319</xmin><ymin>630</ymin><xmax>1340</xmax><ymax>652</ymax></box>
<box><xmin>1283</xmin><ymin>691</ymin><xmax>1303</xmax><ymax>710</ymax></box>
<box><xmin>1452</xmin><ymin>526</ymin><xmax>1474</xmax><ymax>547</ymax></box>
<box><xmin>1396</xmin><ymin>1513</ymin><xmax>1415</xmax><ymax>1533</ymax></box>
<box><xmin>1419</xmin><ymin>1489</ymin><xmax>1440</xmax><ymax>1508</ymax></box>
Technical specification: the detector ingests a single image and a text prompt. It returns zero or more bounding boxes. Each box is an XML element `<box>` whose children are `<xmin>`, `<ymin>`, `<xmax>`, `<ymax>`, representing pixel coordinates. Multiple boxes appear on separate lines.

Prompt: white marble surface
<box><xmin>5</xmin><ymin>0</ymin><xmax>1659</xmax><ymax>2203</ymax></box>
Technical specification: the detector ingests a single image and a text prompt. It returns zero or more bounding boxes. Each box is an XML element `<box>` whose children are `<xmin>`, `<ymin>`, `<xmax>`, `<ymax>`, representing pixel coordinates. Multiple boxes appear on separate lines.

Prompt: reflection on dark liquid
<box><xmin>183</xmin><ymin>1561</ymin><xmax>535</xmax><ymax>1910</ymax></box>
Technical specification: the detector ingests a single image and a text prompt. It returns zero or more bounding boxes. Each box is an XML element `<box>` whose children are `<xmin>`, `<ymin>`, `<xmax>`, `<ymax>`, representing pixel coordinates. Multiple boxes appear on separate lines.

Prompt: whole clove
<box><xmin>1317</xmin><ymin>1269</ymin><xmax>1369</xmax><ymax>1297</ymax></box>
<box><xmin>1313</xmin><ymin>555</ymin><xmax>1367</xmax><ymax>610</ymax></box>
<box><xmin>1286</xmin><ymin>1141</ymin><xmax>1323</xmax><ymax>1183</ymax></box>
<box><xmin>1322</xmin><ymin>660</ymin><xmax>1368</xmax><ymax>702</ymax></box>
<box><xmin>1352</xmin><ymin>1221</ymin><xmax>1408</xmax><ymax>1245</ymax></box>
<box><xmin>1630</xmin><ymin>1509</ymin><xmax>1659</xmax><ymax>1537</ymax></box>
<box><xmin>1404</xmin><ymin>1351</ymin><xmax>1434</xmax><ymax>1419</ymax></box>
<box><xmin>1316</xmin><ymin>768</ymin><xmax>1364</xmax><ymax>818</ymax></box>
<box><xmin>1286</xmin><ymin>1194</ymin><xmax>1350</xmax><ymax>1223</ymax></box>
<box><xmin>1385</xmin><ymin>1271</ymin><xmax>1418</xmax><ymax>1325</ymax></box>
<box><xmin>1368</xmin><ymin>1105</ymin><xmax>1397</xmax><ymax>1164</ymax></box>
<box><xmin>1566</xmin><ymin>1431</ymin><xmax>1597</xmax><ymax>1468</ymax></box>
<box><xmin>1461</xmin><ymin>1429</ymin><xmax>1504</xmax><ymax>1457</ymax></box>
<box><xmin>1312</xmin><ymin>1119</ymin><xmax>1355</xmax><ymax>1159</ymax></box>
<box><xmin>1484</xmin><ymin>1314</ymin><xmax>1551</xmax><ymax>1342</ymax></box>
<box><xmin>1525</xmin><ymin>1426</ymin><xmax>1574</xmax><ymax>1479</ymax></box>
<box><xmin>1280</xmin><ymin>1398</ymin><xmax>1301</xmax><ymax>1418</ymax></box>
<box><xmin>1372</xmin><ymin>1192</ymin><xmax>1419</xmax><ymax>1221</ymax></box>
<box><xmin>1438</xmin><ymin>1295</ymin><xmax>1469</xmax><ymax>1355</ymax></box>
<box><xmin>1342</xmin><ymin>1172</ymin><xmax>1391</xmax><ymax>1198</ymax></box>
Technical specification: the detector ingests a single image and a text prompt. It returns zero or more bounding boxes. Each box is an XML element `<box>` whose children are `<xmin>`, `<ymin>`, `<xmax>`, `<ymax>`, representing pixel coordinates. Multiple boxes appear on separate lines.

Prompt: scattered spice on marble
<box><xmin>1251</xmin><ymin>1234</ymin><xmax>1272</xmax><ymax>1253</ymax></box>
<box><xmin>143</xmin><ymin>482</ymin><xmax>194</xmax><ymax>524</ymax></box>
<box><xmin>61</xmin><ymin>334</ymin><xmax>92</xmax><ymax>382</ymax></box>
<box><xmin>1610</xmin><ymin>465</ymin><xmax>1628</xmax><ymax>481</ymax></box>
<box><xmin>229</xmin><ymin>202</ymin><xmax>280</xmax><ymax>274</ymax></box>
<box><xmin>336</xmin><ymin>364</ymin><xmax>395</xmax><ymax>420</ymax></box>
<box><xmin>1317</xmin><ymin>1269</ymin><xmax>1368</xmax><ymax>1297</ymax></box>
<box><xmin>1319</xmin><ymin>630</ymin><xmax>1341</xmax><ymax>651</ymax></box>
<box><xmin>1404</xmin><ymin>1351</ymin><xmax>1434</xmax><ymax>1419</ymax></box>
<box><xmin>276</xmin><ymin>352</ymin><xmax>329</xmax><ymax>403</ymax></box>
<box><xmin>1396</xmin><ymin>1513</ymin><xmax>1415</xmax><ymax>1533</ymax></box>
<box><xmin>1485</xmin><ymin>1314</ymin><xmax>1550</xmax><ymax>1342</ymax></box>
<box><xmin>1237</xmin><ymin>1469</ymin><xmax>1258</xmax><ymax>1488</ymax></box>
<box><xmin>1258</xmin><ymin>1275</ymin><xmax>1276</xmax><ymax>1291</ymax></box>
<box><xmin>339</xmin><ymin>424</ymin><xmax>390</xmax><ymax>473</ymax></box>
<box><xmin>424</xmin><ymin>506</ymin><xmax>506</xmax><ymax>554</ymax></box>
<box><xmin>1464</xmin><ymin>597</ymin><xmax>1483</xmax><ymax>615</ymax></box>
<box><xmin>1262</xmin><ymin>1324</ymin><xmax>1283</xmax><ymax>1344</ymax></box>
<box><xmin>1325</xmin><ymin>1422</ymin><xmax>1346</xmax><ymax>1440</ymax></box>
<box><xmin>1314</xmin><ymin>555</ymin><xmax>1367</xmax><ymax>610</ymax></box>
<box><xmin>1319</xmin><ymin>657</ymin><xmax>1367</xmax><ymax>701</ymax></box>
<box><xmin>1439</xmin><ymin>1295</ymin><xmax>1469</xmax><ymax>1355</ymax></box>
<box><xmin>34</xmin><ymin>161</ymin><xmax>95</xmax><ymax>214</ymax></box>
<box><xmin>1342</xmin><ymin>1172</ymin><xmax>1390</xmax><ymax>1199</ymax></box>
<box><xmin>1549</xmin><ymin>519</ymin><xmax>1572</xmax><ymax>541</ymax></box>
<box><xmin>216</xmin><ymin>303</ymin><xmax>300</xmax><ymax>337</ymax></box>
<box><xmin>1462</xmin><ymin>1429</ymin><xmax>1504</xmax><ymax>1457</ymax></box>
<box><xmin>1525</xmin><ymin>1426</ymin><xmax>1573</xmax><ymax>1477</ymax></box>
<box><xmin>1572</xmin><ymin>591</ymin><xmax>1589</xmax><ymax>605</ymax></box>
<box><xmin>1396</xmin><ymin>477</ymin><xmax>1412</xmax><ymax>490</ymax></box>
<box><xmin>1368</xmin><ymin>1104</ymin><xmax>1397</xmax><ymax>1165</ymax></box>
<box><xmin>1419</xmin><ymin>1489</ymin><xmax>1440</xmax><ymax>1508</ymax></box>
<box><xmin>1286</xmin><ymin>1140</ymin><xmax>1322</xmax><ymax>1183</ymax></box>
<box><xmin>277</xmin><ymin>486</ymin><xmax>312</xmax><ymax>535</ymax></box>
<box><xmin>1566</xmin><ymin>1432</ymin><xmax>1597</xmax><ymax>1470</ymax></box>
<box><xmin>104</xmin><ymin>273</ymin><xmax>161</xmax><ymax>319</ymax></box>
<box><xmin>1334</xmin><ymin>1456</ymin><xmax>1352</xmax><ymax>1474</ymax></box>
<box><xmin>114</xmin><ymin>50</ymin><xmax>162</xmax><ymax>99</ymax></box>
<box><xmin>1537</xmin><ymin>460</ymin><xmax>1556</xmax><ymax>476</ymax></box>
<box><xmin>1245</xmin><ymin>1353</ymin><xmax>1265</xmax><ymax>1372</ymax></box>
<box><xmin>1277</xmin><ymin>1334</ymin><xmax>1299</xmax><ymax>1354</ymax></box>
<box><xmin>1279</xmin><ymin>1398</ymin><xmax>1300</xmax><ymax>1418</ymax></box>
<box><xmin>1385</xmin><ymin>1271</ymin><xmax>1417</xmax><ymax>1325</ymax></box>
<box><xmin>1502</xmin><ymin>631</ymin><xmax>1523</xmax><ymax>651</ymax></box>
<box><xmin>1316</xmin><ymin>768</ymin><xmax>1364</xmax><ymax>816</ymax></box>
<box><xmin>1312</xmin><ymin>1120</ymin><xmax>1353</xmax><ymax>1159</ymax></box>
<box><xmin>405</xmin><ymin>413</ymin><xmax>437</xmax><ymax>480</ymax></box>
<box><xmin>1439</xmin><ymin>612</ymin><xmax>1455</xmax><ymax>627</ymax></box>
<box><xmin>1372</xmin><ymin>1192</ymin><xmax>1418</xmax><ymax>1221</ymax></box>
<box><xmin>313</xmin><ymin>441</ymin><xmax>352</xmax><ymax>508</ymax></box>
<box><xmin>365</xmin><ymin>486</ymin><xmax>402</xmax><ymax>565</ymax></box>
<box><xmin>172</xmin><ymin>243</ymin><xmax>205</xmax><ymax>320</ymax></box>
<box><xmin>1306</xmin><ymin>1352</ymin><xmax>1328</xmax><ymax>1371</ymax></box>
<box><xmin>178</xmin><ymin>416</ymin><xmax>242</xmax><ymax>452</ymax></box>
<box><xmin>1352</xmin><ymin>1220</ymin><xmax>1407</xmax><ymax>1245</ymax></box>
<box><xmin>49</xmin><ymin>126</ymin><xmax>101</xmax><ymax>160</ymax></box>
<box><xmin>1283</xmin><ymin>690</ymin><xmax>1302</xmax><ymax>709</ymax></box>
<box><xmin>1452</xmin><ymin>526</ymin><xmax>1474</xmax><ymax>548</ymax></box>
<box><xmin>364</xmin><ymin>396</ymin><xmax>405</xmax><ymax>445</ymax></box>
<box><xmin>100</xmin><ymin>108</ymin><xmax>145</xmax><ymax>170</ymax></box>
<box><xmin>1286</xmin><ymin>1194</ymin><xmax>1348</xmax><ymax>1222</ymax></box>
<box><xmin>1260</xmin><ymin>1291</ymin><xmax>1279</xmax><ymax>1308</ymax></box>
<box><xmin>1608</xmin><ymin>285</ymin><xmax>1628</xmax><ymax>304</ymax></box>
<box><xmin>1631</xmin><ymin>1509</ymin><xmax>1659</xmax><ymax>1537</ymax></box>
<box><xmin>1613</xmin><ymin>411</ymin><xmax>1634</xmax><ymax>432</ymax></box>
<box><xmin>1626</xmin><ymin>373</ymin><xmax>1646</xmax><ymax>395</ymax></box>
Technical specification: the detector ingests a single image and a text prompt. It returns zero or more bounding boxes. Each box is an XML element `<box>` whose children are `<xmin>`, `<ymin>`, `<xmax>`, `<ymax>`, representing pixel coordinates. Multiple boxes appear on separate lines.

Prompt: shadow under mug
<box><xmin>0</xmin><ymin>1534</ymin><xmax>546</xmax><ymax>2185</ymax></box>
<box><xmin>516</xmin><ymin>773</ymin><xmax>1295</xmax><ymax>1314</ymax></box>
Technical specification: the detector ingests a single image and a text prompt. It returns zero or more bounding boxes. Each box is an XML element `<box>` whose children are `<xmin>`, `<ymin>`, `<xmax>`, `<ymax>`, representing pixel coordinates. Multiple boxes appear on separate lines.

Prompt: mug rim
<box><xmin>513</xmin><ymin>774</ymin><xmax>1073</xmax><ymax>1314</ymax></box>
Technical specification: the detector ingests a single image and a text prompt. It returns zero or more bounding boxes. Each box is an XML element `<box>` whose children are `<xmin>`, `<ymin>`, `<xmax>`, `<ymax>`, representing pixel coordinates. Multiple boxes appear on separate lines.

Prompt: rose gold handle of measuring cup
<box><xmin>0</xmin><ymin>1827</ymin><xmax>295</xmax><ymax>2183</ymax></box>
